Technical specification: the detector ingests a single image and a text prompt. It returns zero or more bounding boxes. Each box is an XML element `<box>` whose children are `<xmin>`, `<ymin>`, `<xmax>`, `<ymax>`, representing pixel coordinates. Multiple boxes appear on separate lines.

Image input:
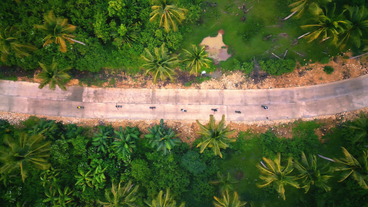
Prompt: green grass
<box><xmin>181</xmin><ymin>0</ymin><xmax>341</xmax><ymax>67</ymax></box>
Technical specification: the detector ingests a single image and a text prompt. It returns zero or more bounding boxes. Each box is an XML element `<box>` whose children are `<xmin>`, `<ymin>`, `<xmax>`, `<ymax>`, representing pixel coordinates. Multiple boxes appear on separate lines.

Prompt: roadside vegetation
<box><xmin>1</xmin><ymin>113</ymin><xmax>368</xmax><ymax>206</ymax></box>
<box><xmin>0</xmin><ymin>0</ymin><xmax>367</xmax><ymax>88</ymax></box>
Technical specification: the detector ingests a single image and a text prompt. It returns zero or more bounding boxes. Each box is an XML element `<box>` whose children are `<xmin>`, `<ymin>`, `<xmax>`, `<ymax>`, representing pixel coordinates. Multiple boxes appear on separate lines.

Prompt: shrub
<box><xmin>320</xmin><ymin>57</ymin><xmax>330</xmax><ymax>64</ymax></box>
<box><xmin>181</xmin><ymin>151</ymin><xmax>207</xmax><ymax>174</ymax></box>
<box><xmin>241</xmin><ymin>61</ymin><xmax>254</xmax><ymax>74</ymax></box>
<box><xmin>259</xmin><ymin>59</ymin><xmax>296</xmax><ymax>76</ymax></box>
<box><xmin>323</xmin><ymin>66</ymin><xmax>334</xmax><ymax>74</ymax></box>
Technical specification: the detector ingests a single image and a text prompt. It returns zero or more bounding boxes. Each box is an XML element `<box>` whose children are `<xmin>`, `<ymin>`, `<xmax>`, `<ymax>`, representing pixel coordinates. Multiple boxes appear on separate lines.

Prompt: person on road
<box><xmin>77</xmin><ymin>106</ymin><xmax>84</xmax><ymax>109</ymax></box>
<box><xmin>181</xmin><ymin>109</ymin><xmax>187</xmax><ymax>112</ymax></box>
<box><xmin>261</xmin><ymin>105</ymin><xmax>268</xmax><ymax>110</ymax></box>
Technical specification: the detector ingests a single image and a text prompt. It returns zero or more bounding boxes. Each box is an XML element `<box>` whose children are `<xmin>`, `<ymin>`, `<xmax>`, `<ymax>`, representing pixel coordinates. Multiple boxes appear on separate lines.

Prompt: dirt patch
<box><xmin>1</xmin><ymin>107</ymin><xmax>367</xmax><ymax>145</ymax></box>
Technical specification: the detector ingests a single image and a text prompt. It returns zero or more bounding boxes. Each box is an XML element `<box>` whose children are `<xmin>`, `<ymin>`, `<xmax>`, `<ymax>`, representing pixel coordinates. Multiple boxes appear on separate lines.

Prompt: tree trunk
<box><xmin>283</xmin><ymin>49</ymin><xmax>289</xmax><ymax>59</ymax></box>
<box><xmin>271</xmin><ymin>53</ymin><xmax>282</xmax><ymax>60</ymax></box>
<box><xmin>318</xmin><ymin>154</ymin><xmax>335</xmax><ymax>162</ymax></box>
<box><xmin>283</xmin><ymin>11</ymin><xmax>297</xmax><ymax>21</ymax></box>
<box><xmin>67</xmin><ymin>37</ymin><xmax>86</xmax><ymax>45</ymax></box>
<box><xmin>349</xmin><ymin>52</ymin><xmax>368</xmax><ymax>59</ymax></box>
<box><xmin>297</xmin><ymin>32</ymin><xmax>310</xmax><ymax>40</ymax></box>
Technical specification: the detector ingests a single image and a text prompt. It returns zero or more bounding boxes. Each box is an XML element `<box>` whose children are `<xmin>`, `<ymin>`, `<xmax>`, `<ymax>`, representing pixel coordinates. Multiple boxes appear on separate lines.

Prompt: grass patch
<box><xmin>323</xmin><ymin>66</ymin><xmax>334</xmax><ymax>74</ymax></box>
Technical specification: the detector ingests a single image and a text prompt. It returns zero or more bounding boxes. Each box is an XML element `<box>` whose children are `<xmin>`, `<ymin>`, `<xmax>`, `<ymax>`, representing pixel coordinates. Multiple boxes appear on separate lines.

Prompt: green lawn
<box><xmin>181</xmin><ymin>0</ymin><xmax>340</xmax><ymax>67</ymax></box>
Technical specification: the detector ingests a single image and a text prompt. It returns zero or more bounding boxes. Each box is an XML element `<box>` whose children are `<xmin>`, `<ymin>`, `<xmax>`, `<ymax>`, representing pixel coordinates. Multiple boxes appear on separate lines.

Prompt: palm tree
<box><xmin>75</xmin><ymin>169</ymin><xmax>93</xmax><ymax>192</ymax></box>
<box><xmin>213</xmin><ymin>190</ymin><xmax>247</xmax><ymax>207</ymax></box>
<box><xmin>145</xmin><ymin>188</ymin><xmax>185</xmax><ymax>207</ymax></box>
<box><xmin>112</xmin><ymin>24</ymin><xmax>140</xmax><ymax>48</ymax></box>
<box><xmin>36</xmin><ymin>58</ymin><xmax>71</xmax><ymax>91</ymax></box>
<box><xmin>34</xmin><ymin>11</ymin><xmax>78</xmax><ymax>53</ymax></box>
<box><xmin>43</xmin><ymin>187</ymin><xmax>73</xmax><ymax>207</ymax></box>
<box><xmin>0</xmin><ymin>132</ymin><xmax>51</xmax><ymax>182</ymax></box>
<box><xmin>98</xmin><ymin>180</ymin><xmax>139</xmax><ymax>207</ymax></box>
<box><xmin>196</xmin><ymin>115</ymin><xmax>236</xmax><ymax>158</ymax></box>
<box><xmin>92</xmin><ymin>126</ymin><xmax>113</xmax><ymax>154</ymax></box>
<box><xmin>287</xmin><ymin>0</ymin><xmax>331</xmax><ymax>19</ymax></box>
<box><xmin>145</xmin><ymin>119</ymin><xmax>181</xmax><ymax>155</ymax></box>
<box><xmin>301</xmin><ymin>4</ymin><xmax>350</xmax><ymax>44</ymax></box>
<box><xmin>141</xmin><ymin>43</ymin><xmax>179</xmax><ymax>84</ymax></box>
<box><xmin>293</xmin><ymin>152</ymin><xmax>333</xmax><ymax>193</ymax></box>
<box><xmin>338</xmin><ymin>5</ymin><xmax>368</xmax><ymax>50</ymax></box>
<box><xmin>150</xmin><ymin>0</ymin><xmax>188</xmax><ymax>33</ymax></box>
<box><xmin>0</xmin><ymin>26</ymin><xmax>37</xmax><ymax>62</ymax></box>
<box><xmin>112</xmin><ymin>126</ymin><xmax>140</xmax><ymax>160</ymax></box>
<box><xmin>182</xmin><ymin>44</ymin><xmax>212</xmax><ymax>76</ymax></box>
<box><xmin>210</xmin><ymin>172</ymin><xmax>238</xmax><ymax>193</ymax></box>
<box><xmin>333</xmin><ymin>147</ymin><xmax>368</xmax><ymax>189</ymax></box>
<box><xmin>256</xmin><ymin>153</ymin><xmax>300</xmax><ymax>200</ymax></box>
<box><xmin>347</xmin><ymin>112</ymin><xmax>368</xmax><ymax>144</ymax></box>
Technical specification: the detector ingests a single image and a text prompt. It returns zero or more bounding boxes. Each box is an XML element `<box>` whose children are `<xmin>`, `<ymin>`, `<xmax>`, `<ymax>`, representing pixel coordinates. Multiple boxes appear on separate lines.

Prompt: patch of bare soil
<box><xmin>1</xmin><ymin>107</ymin><xmax>367</xmax><ymax>145</ymax></box>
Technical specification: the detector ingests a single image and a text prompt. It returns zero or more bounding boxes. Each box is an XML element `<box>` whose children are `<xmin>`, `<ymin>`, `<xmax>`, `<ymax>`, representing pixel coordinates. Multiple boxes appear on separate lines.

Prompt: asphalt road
<box><xmin>1</xmin><ymin>75</ymin><xmax>368</xmax><ymax>121</ymax></box>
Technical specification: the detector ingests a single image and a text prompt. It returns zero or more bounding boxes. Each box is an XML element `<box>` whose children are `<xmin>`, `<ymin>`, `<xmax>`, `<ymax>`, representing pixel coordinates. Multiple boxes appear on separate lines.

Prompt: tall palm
<box><xmin>145</xmin><ymin>188</ymin><xmax>185</xmax><ymax>207</ymax></box>
<box><xmin>112</xmin><ymin>126</ymin><xmax>140</xmax><ymax>160</ymax></box>
<box><xmin>0</xmin><ymin>26</ymin><xmax>36</xmax><ymax>62</ymax></box>
<box><xmin>347</xmin><ymin>112</ymin><xmax>368</xmax><ymax>144</ymax></box>
<box><xmin>150</xmin><ymin>0</ymin><xmax>188</xmax><ymax>33</ymax></box>
<box><xmin>210</xmin><ymin>172</ymin><xmax>238</xmax><ymax>193</ymax></box>
<box><xmin>288</xmin><ymin>0</ymin><xmax>332</xmax><ymax>19</ymax></box>
<box><xmin>141</xmin><ymin>43</ymin><xmax>179</xmax><ymax>84</ymax></box>
<box><xmin>182</xmin><ymin>44</ymin><xmax>211</xmax><ymax>76</ymax></box>
<box><xmin>145</xmin><ymin>119</ymin><xmax>181</xmax><ymax>155</ymax></box>
<box><xmin>36</xmin><ymin>58</ymin><xmax>71</xmax><ymax>91</ymax></box>
<box><xmin>213</xmin><ymin>190</ymin><xmax>247</xmax><ymax>207</ymax></box>
<box><xmin>333</xmin><ymin>147</ymin><xmax>368</xmax><ymax>189</ymax></box>
<box><xmin>0</xmin><ymin>132</ymin><xmax>51</xmax><ymax>182</ymax></box>
<box><xmin>98</xmin><ymin>180</ymin><xmax>139</xmax><ymax>207</ymax></box>
<box><xmin>294</xmin><ymin>152</ymin><xmax>333</xmax><ymax>193</ymax></box>
<box><xmin>256</xmin><ymin>153</ymin><xmax>300</xmax><ymax>200</ymax></box>
<box><xmin>301</xmin><ymin>4</ymin><xmax>350</xmax><ymax>44</ymax></box>
<box><xmin>196</xmin><ymin>115</ymin><xmax>236</xmax><ymax>158</ymax></box>
<box><xmin>338</xmin><ymin>5</ymin><xmax>368</xmax><ymax>50</ymax></box>
<box><xmin>34</xmin><ymin>11</ymin><xmax>77</xmax><ymax>53</ymax></box>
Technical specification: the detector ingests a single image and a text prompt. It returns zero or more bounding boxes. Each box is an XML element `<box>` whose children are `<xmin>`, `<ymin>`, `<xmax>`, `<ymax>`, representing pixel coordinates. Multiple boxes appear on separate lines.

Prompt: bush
<box><xmin>320</xmin><ymin>57</ymin><xmax>330</xmax><ymax>64</ymax></box>
<box><xmin>323</xmin><ymin>66</ymin><xmax>334</xmax><ymax>74</ymax></box>
<box><xmin>181</xmin><ymin>151</ymin><xmax>207</xmax><ymax>174</ymax></box>
<box><xmin>241</xmin><ymin>61</ymin><xmax>254</xmax><ymax>74</ymax></box>
<box><xmin>259</xmin><ymin>59</ymin><xmax>296</xmax><ymax>76</ymax></box>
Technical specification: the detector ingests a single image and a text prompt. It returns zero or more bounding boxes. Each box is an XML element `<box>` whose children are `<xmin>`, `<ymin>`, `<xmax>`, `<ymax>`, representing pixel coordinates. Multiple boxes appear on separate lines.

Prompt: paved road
<box><xmin>1</xmin><ymin>75</ymin><xmax>368</xmax><ymax>121</ymax></box>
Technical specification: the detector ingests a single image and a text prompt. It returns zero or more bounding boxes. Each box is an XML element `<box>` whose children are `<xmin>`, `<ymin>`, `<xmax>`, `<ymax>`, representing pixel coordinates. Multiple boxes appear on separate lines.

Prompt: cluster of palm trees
<box><xmin>256</xmin><ymin>148</ymin><xmax>368</xmax><ymax>200</ymax></box>
<box><xmin>1</xmin><ymin>0</ymin><xmax>201</xmax><ymax>90</ymax></box>
<box><xmin>288</xmin><ymin>0</ymin><xmax>368</xmax><ymax>51</ymax></box>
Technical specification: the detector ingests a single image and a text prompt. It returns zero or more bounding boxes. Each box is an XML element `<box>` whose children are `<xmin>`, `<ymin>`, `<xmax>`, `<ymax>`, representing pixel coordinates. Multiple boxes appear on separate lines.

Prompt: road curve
<box><xmin>0</xmin><ymin>75</ymin><xmax>368</xmax><ymax>121</ymax></box>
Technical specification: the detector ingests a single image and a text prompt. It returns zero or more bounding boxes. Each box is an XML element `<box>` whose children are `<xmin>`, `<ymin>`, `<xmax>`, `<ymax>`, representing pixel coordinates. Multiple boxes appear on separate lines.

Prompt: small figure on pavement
<box><xmin>211</xmin><ymin>108</ymin><xmax>218</xmax><ymax>112</ymax></box>
<box><xmin>261</xmin><ymin>105</ymin><xmax>268</xmax><ymax>110</ymax></box>
<box><xmin>235</xmin><ymin>111</ymin><xmax>241</xmax><ymax>114</ymax></box>
<box><xmin>77</xmin><ymin>106</ymin><xmax>84</xmax><ymax>109</ymax></box>
<box><xmin>149</xmin><ymin>106</ymin><xmax>156</xmax><ymax>110</ymax></box>
<box><xmin>116</xmin><ymin>105</ymin><xmax>122</xmax><ymax>109</ymax></box>
<box><xmin>181</xmin><ymin>109</ymin><xmax>187</xmax><ymax>112</ymax></box>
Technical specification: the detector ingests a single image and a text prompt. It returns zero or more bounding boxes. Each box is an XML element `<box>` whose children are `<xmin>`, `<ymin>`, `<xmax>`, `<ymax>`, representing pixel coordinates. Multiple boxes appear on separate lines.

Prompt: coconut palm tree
<box><xmin>98</xmin><ymin>180</ymin><xmax>139</xmax><ymax>207</ymax></box>
<box><xmin>92</xmin><ymin>125</ymin><xmax>113</xmax><ymax>154</ymax></box>
<box><xmin>0</xmin><ymin>132</ymin><xmax>51</xmax><ymax>182</ymax></box>
<box><xmin>294</xmin><ymin>152</ymin><xmax>333</xmax><ymax>193</ymax></box>
<box><xmin>36</xmin><ymin>58</ymin><xmax>71</xmax><ymax>91</ymax></box>
<box><xmin>145</xmin><ymin>188</ymin><xmax>185</xmax><ymax>207</ymax></box>
<box><xmin>150</xmin><ymin>0</ymin><xmax>188</xmax><ymax>33</ymax></box>
<box><xmin>75</xmin><ymin>169</ymin><xmax>93</xmax><ymax>192</ymax></box>
<box><xmin>213</xmin><ymin>190</ymin><xmax>247</xmax><ymax>207</ymax></box>
<box><xmin>141</xmin><ymin>43</ymin><xmax>179</xmax><ymax>84</ymax></box>
<box><xmin>182</xmin><ymin>44</ymin><xmax>212</xmax><ymax>76</ymax></box>
<box><xmin>301</xmin><ymin>4</ymin><xmax>350</xmax><ymax>44</ymax></box>
<box><xmin>111</xmin><ymin>24</ymin><xmax>140</xmax><ymax>48</ymax></box>
<box><xmin>196</xmin><ymin>115</ymin><xmax>236</xmax><ymax>158</ymax></box>
<box><xmin>287</xmin><ymin>0</ymin><xmax>331</xmax><ymax>19</ymax></box>
<box><xmin>112</xmin><ymin>126</ymin><xmax>140</xmax><ymax>160</ymax></box>
<box><xmin>145</xmin><ymin>119</ymin><xmax>181</xmax><ymax>155</ymax></box>
<box><xmin>0</xmin><ymin>26</ymin><xmax>37</xmax><ymax>62</ymax></box>
<box><xmin>34</xmin><ymin>11</ymin><xmax>80</xmax><ymax>53</ymax></box>
<box><xmin>338</xmin><ymin>5</ymin><xmax>368</xmax><ymax>50</ymax></box>
<box><xmin>347</xmin><ymin>112</ymin><xmax>368</xmax><ymax>144</ymax></box>
<box><xmin>256</xmin><ymin>153</ymin><xmax>300</xmax><ymax>200</ymax></box>
<box><xmin>210</xmin><ymin>172</ymin><xmax>238</xmax><ymax>193</ymax></box>
<box><xmin>43</xmin><ymin>187</ymin><xmax>73</xmax><ymax>207</ymax></box>
<box><xmin>333</xmin><ymin>147</ymin><xmax>368</xmax><ymax>189</ymax></box>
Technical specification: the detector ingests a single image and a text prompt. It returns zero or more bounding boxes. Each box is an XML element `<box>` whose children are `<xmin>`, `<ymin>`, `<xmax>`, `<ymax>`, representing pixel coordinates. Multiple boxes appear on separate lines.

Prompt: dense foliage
<box><xmin>1</xmin><ymin>113</ymin><xmax>368</xmax><ymax>206</ymax></box>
